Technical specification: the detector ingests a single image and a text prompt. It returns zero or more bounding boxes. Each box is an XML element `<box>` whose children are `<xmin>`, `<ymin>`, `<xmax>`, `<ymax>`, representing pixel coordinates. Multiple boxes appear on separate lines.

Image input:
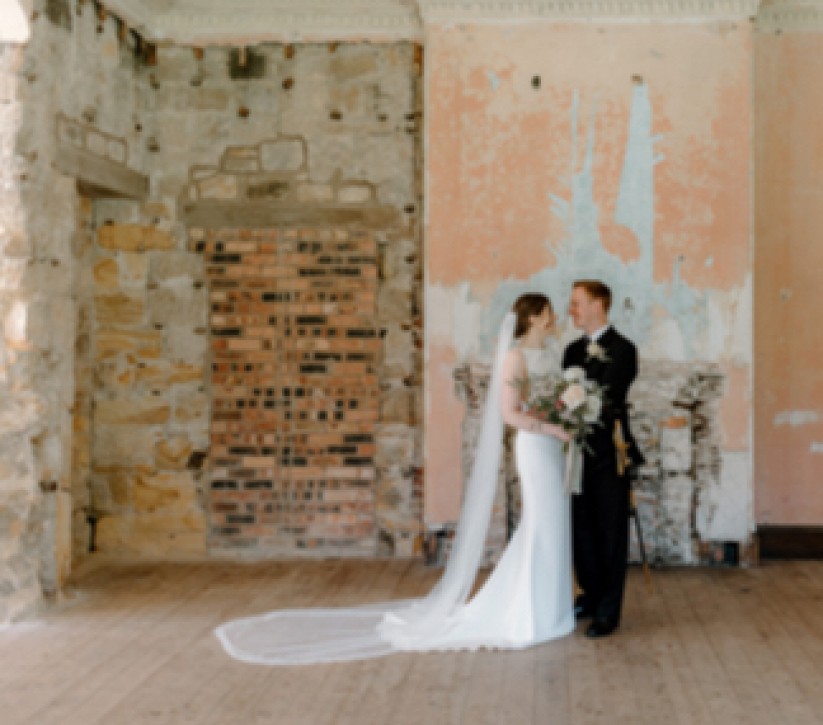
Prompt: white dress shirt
<box><xmin>589</xmin><ymin>324</ymin><xmax>610</xmax><ymax>342</ymax></box>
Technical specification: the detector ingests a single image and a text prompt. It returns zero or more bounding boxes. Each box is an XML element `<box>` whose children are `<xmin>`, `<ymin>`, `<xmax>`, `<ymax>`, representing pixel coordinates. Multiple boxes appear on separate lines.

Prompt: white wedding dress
<box><xmin>215</xmin><ymin>315</ymin><xmax>574</xmax><ymax>665</ymax></box>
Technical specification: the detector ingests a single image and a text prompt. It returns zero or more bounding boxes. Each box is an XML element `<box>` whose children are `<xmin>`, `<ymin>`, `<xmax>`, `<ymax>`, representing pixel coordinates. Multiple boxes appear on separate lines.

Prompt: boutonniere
<box><xmin>586</xmin><ymin>340</ymin><xmax>610</xmax><ymax>363</ymax></box>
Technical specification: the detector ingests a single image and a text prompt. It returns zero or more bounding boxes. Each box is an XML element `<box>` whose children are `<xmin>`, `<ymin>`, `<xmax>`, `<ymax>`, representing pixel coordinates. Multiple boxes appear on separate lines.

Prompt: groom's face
<box><xmin>569</xmin><ymin>287</ymin><xmax>603</xmax><ymax>332</ymax></box>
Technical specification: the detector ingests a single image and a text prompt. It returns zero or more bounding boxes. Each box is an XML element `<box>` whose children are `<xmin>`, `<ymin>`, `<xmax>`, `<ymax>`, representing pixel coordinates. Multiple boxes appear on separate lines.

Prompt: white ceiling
<box><xmin>99</xmin><ymin>1</ymin><xmax>823</xmax><ymax>45</ymax></box>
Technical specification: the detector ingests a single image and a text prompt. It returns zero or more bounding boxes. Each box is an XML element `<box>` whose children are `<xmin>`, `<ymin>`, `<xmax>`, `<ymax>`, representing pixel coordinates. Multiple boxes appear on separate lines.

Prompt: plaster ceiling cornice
<box><xmin>102</xmin><ymin>0</ymin><xmax>424</xmax><ymax>45</ymax></box>
<box><xmin>756</xmin><ymin>0</ymin><xmax>823</xmax><ymax>30</ymax></box>
<box><xmin>418</xmin><ymin>0</ymin><xmax>762</xmax><ymax>23</ymax></box>
<box><xmin>101</xmin><ymin>0</ymin><xmax>800</xmax><ymax>46</ymax></box>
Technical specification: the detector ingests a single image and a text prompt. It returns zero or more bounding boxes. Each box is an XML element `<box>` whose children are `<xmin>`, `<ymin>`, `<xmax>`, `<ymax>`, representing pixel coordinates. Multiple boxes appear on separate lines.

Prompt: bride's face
<box><xmin>528</xmin><ymin>305</ymin><xmax>555</xmax><ymax>341</ymax></box>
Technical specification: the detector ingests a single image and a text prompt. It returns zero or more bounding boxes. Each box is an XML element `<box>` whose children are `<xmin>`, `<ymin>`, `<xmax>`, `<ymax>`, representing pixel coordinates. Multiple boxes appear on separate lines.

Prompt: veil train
<box><xmin>215</xmin><ymin>314</ymin><xmax>516</xmax><ymax>665</ymax></box>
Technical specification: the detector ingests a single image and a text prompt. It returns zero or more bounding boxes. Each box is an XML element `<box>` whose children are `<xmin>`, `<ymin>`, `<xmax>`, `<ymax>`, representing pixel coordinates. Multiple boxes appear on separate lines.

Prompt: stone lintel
<box><xmin>181</xmin><ymin>201</ymin><xmax>402</xmax><ymax>230</ymax></box>
<box><xmin>56</xmin><ymin>144</ymin><xmax>149</xmax><ymax>201</ymax></box>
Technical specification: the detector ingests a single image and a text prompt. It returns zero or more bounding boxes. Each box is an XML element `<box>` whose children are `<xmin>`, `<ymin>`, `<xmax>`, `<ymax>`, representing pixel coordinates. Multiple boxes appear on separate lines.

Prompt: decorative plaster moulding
<box><xmin>419</xmin><ymin>0</ymin><xmax>762</xmax><ymax>22</ymax></box>
<box><xmin>756</xmin><ymin>0</ymin><xmax>823</xmax><ymax>30</ymax></box>
<box><xmin>102</xmin><ymin>0</ymin><xmax>792</xmax><ymax>45</ymax></box>
<box><xmin>103</xmin><ymin>0</ymin><xmax>424</xmax><ymax>44</ymax></box>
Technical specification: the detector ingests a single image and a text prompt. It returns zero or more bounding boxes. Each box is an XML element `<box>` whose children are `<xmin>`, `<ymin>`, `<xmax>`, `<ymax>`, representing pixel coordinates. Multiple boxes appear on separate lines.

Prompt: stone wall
<box><xmin>84</xmin><ymin>212</ymin><xmax>209</xmax><ymax>558</ymax></box>
<box><xmin>1</xmin><ymin>3</ymin><xmax>422</xmax><ymax>619</ymax></box>
<box><xmin>0</xmin><ymin>0</ymin><xmax>146</xmax><ymax>620</ymax></box>
<box><xmin>87</xmin><ymin>42</ymin><xmax>423</xmax><ymax>559</ymax></box>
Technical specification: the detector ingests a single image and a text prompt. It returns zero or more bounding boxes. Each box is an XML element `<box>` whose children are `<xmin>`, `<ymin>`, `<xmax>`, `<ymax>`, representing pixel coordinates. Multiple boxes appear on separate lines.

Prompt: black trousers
<box><xmin>572</xmin><ymin>454</ymin><xmax>630</xmax><ymax>625</ymax></box>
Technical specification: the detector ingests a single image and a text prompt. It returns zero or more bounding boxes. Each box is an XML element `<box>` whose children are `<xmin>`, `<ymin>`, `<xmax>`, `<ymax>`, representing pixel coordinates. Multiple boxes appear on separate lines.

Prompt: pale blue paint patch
<box><xmin>476</xmin><ymin>82</ymin><xmax>707</xmax><ymax>359</ymax></box>
<box><xmin>486</xmin><ymin>70</ymin><xmax>501</xmax><ymax>91</ymax></box>
<box><xmin>548</xmin><ymin>192</ymin><xmax>568</xmax><ymax>221</ymax></box>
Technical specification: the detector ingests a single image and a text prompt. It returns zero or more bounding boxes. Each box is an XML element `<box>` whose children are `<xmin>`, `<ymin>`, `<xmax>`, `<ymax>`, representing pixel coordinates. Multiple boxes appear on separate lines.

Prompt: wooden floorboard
<box><xmin>622</xmin><ymin>572</ymin><xmax>697</xmax><ymax>725</ymax></box>
<box><xmin>3</xmin><ymin>561</ymin><xmax>823</xmax><ymax>725</ymax></box>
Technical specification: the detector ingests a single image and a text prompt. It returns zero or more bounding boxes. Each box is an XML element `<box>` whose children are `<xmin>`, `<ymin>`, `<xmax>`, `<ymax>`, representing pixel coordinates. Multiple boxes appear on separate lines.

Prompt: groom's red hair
<box><xmin>572</xmin><ymin>280</ymin><xmax>612</xmax><ymax>313</ymax></box>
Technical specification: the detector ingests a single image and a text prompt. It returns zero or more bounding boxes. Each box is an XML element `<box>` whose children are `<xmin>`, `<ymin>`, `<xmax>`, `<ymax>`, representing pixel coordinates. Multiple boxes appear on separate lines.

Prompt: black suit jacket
<box><xmin>562</xmin><ymin>327</ymin><xmax>645</xmax><ymax>469</ymax></box>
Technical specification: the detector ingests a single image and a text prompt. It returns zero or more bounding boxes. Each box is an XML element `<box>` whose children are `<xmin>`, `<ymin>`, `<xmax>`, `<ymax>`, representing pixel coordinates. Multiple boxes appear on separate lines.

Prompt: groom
<box><xmin>563</xmin><ymin>280</ymin><xmax>643</xmax><ymax>638</ymax></box>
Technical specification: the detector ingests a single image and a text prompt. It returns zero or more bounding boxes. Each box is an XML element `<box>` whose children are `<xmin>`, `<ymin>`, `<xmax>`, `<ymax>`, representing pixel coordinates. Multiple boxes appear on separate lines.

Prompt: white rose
<box><xmin>563</xmin><ymin>366</ymin><xmax>586</xmax><ymax>383</ymax></box>
<box><xmin>583</xmin><ymin>394</ymin><xmax>602</xmax><ymax>423</ymax></box>
<box><xmin>560</xmin><ymin>383</ymin><xmax>586</xmax><ymax>412</ymax></box>
<box><xmin>586</xmin><ymin>341</ymin><xmax>609</xmax><ymax>362</ymax></box>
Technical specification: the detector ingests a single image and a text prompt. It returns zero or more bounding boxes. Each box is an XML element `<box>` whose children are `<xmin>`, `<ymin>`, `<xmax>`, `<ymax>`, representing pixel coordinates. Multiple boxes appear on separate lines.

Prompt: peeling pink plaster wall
<box><xmin>755</xmin><ymin>32</ymin><xmax>823</xmax><ymax>525</ymax></box>
<box><xmin>425</xmin><ymin>22</ymin><xmax>753</xmax><ymax>525</ymax></box>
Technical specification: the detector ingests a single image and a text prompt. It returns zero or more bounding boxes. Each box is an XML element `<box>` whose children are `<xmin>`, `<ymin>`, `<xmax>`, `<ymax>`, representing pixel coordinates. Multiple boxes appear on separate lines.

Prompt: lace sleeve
<box><xmin>522</xmin><ymin>345</ymin><xmax>561</xmax><ymax>394</ymax></box>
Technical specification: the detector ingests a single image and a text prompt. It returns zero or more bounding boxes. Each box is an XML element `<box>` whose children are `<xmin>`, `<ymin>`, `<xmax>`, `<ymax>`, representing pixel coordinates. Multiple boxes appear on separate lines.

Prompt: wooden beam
<box><xmin>55</xmin><ymin>143</ymin><xmax>148</xmax><ymax>200</ymax></box>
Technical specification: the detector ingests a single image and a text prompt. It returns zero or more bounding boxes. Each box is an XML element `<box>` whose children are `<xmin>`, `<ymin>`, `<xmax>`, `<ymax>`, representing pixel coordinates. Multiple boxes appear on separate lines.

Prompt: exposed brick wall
<box><xmin>197</xmin><ymin>227</ymin><xmax>380</xmax><ymax>554</ymax></box>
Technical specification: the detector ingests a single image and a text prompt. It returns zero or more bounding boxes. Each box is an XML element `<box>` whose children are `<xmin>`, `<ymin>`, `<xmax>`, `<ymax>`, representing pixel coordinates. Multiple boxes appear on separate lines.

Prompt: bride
<box><xmin>215</xmin><ymin>293</ymin><xmax>575</xmax><ymax>664</ymax></box>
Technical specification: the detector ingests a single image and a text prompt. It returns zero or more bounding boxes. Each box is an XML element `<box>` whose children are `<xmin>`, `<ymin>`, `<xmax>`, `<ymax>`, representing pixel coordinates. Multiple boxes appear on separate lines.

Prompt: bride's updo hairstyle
<box><xmin>513</xmin><ymin>293</ymin><xmax>552</xmax><ymax>339</ymax></box>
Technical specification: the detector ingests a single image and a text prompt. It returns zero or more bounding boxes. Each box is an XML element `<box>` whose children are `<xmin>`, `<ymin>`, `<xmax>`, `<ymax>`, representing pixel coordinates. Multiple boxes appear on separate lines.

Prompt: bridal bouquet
<box><xmin>526</xmin><ymin>367</ymin><xmax>604</xmax><ymax>446</ymax></box>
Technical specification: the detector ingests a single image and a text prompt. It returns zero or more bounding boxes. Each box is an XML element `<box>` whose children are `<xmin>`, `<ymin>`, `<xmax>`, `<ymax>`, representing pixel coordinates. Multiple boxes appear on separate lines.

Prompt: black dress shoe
<box><xmin>585</xmin><ymin>619</ymin><xmax>618</xmax><ymax>638</ymax></box>
<box><xmin>574</xmin><ymin>595</ymin><xmax>595</xmax><ymax>620</ymax></box>
<box><xmin>575</xmin><ymin>603</ymin><xmax>595</xmax><ymax>620</ymax></box>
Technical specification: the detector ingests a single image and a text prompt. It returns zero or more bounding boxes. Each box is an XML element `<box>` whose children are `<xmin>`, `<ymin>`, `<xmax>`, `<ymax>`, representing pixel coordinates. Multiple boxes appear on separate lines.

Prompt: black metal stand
<box><xmin>629</xmin><ymin>489</ymin><xmax>654</xmax><ymax>593</ymax></box>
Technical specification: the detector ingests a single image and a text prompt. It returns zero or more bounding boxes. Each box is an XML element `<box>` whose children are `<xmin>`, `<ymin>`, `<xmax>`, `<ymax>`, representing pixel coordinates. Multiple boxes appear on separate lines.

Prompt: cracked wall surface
<box><xmin>755</xmin><ymin>30</ymin><xmax>823</xmax><ymax>527</ymax></box>
<box><xmin>424</xmin><ymin>22</ymin><xmax>754</xmax><ymax>556</ymax></box>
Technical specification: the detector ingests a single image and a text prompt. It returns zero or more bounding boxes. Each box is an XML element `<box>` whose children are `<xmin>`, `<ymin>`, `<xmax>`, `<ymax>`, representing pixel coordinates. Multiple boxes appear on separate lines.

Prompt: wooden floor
<box><xmin>3</xmin><ymin>560</ymin><xmax>823</xmax><ymax>725</ymax></box>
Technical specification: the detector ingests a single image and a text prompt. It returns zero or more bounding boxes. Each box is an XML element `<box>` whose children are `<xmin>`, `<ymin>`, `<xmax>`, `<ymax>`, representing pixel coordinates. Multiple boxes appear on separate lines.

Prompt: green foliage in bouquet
<box><xmin>515</xmin><ymin>366</ymin><xmax>606</xmax><ymax>448</ymax></box>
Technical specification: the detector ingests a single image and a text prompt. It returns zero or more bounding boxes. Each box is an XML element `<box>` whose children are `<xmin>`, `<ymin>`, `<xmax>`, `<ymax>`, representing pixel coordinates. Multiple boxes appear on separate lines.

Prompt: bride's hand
<box><xmin>545</xmin><ymin>423</ymin><xmax>571</xmax><ymax>443</ymax></box>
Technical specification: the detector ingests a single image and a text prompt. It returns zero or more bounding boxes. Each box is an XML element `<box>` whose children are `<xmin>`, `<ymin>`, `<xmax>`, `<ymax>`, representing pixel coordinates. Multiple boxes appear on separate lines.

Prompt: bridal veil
<box><xmin>214</xmin><ymin>314</ymin><xmax>516</xmax><ymax>665</ymax></box>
